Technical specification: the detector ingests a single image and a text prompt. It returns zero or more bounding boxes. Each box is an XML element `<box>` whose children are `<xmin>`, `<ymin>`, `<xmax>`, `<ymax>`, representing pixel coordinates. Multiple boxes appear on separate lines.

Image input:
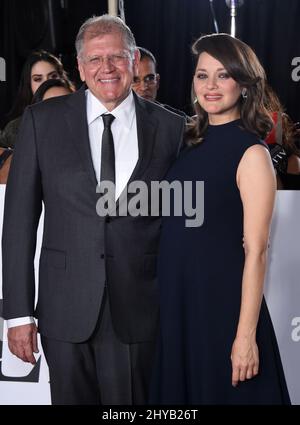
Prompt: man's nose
<box><xmin>139</xmin><ymin>79</ymin><xmax>149</xmax><ymax>89</ymax></box>
<box><xmin>101</xmin><ymin>57</ymin><xmax>115</xmax><ymax>72</ymax></box>
<box><xmin>141</xmin><ymin>81</ymin><xmax>150</xmax><ymax>91</ymax></box>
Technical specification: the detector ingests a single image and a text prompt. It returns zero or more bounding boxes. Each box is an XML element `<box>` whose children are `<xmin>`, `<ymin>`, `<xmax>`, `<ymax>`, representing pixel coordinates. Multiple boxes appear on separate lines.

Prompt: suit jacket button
<box><xmin>100</xmin><ymin>254</ymin><xmax>105</xmax><ymax>259</ymax></box>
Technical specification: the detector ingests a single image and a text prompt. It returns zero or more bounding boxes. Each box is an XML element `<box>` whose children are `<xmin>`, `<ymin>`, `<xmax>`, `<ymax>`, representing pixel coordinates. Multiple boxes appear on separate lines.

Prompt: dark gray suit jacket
<box><xmin>2</xmin><ymin>87</ymin><xmax>184</xmax><ymax>344</ymax></box>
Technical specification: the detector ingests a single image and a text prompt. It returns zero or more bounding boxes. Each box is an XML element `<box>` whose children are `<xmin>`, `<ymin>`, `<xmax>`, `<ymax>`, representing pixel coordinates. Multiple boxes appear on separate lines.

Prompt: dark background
<box><xmin>1</xmin><ymin>0</ymin><xmax>300</xmax><ymax>127</ymax></box>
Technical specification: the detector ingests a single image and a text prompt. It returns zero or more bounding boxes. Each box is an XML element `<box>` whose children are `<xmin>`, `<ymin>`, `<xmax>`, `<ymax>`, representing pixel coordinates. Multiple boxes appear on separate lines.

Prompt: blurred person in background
<box><xmin>132</xmin><ymin>47</ymin><xmax>160</xmax><ymax>102</ymax></box>
<box><xmin>0</xmin><ymin>50</ymin><xmax>74</xmax><ymax>149</ymax></box>
<box><xmin>133</xmin><ymin>47</ymin><xmax>188</xmax><ymax>120</ymax></box>
<box><xmin>264</xmin><ymin>84</ymin><xmax>300</xmax><ymax>189</ymax></box>
<box><xmin>31</xmin><ymin>77</ymin><xmax>75</xmax><ymax>104</ymax></box>
<box><xmin>0</xmin><ymin>78</ymin><xmax>74</xmax><ymax>185</ymax></box>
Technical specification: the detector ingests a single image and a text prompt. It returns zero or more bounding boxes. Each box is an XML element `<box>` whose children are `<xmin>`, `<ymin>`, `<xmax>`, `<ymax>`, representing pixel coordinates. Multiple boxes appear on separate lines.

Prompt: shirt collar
<box><xmin>86</xmin><ymin>89</ymin><xmax>135</xmax><ymax>130</ymax></box>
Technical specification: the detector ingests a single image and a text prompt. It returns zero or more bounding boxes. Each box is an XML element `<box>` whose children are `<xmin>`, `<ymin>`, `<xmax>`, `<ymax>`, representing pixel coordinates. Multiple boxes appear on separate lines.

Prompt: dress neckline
<box><xmin>208</xmin><ymin>118</ymin><xmax>242</xmax><ymax>129</ymax></box>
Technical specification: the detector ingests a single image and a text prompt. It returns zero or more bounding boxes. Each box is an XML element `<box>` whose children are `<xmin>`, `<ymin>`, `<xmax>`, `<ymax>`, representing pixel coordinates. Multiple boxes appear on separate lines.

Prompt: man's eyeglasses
<box><xmin>132</xmin><ymin>74</ymin><xmax>157</xmax><ymax>86</ymax></box>
<box><xmin>82</xmin><ymin>53</ymin><xmax>131</xmax><ymax>68</ymax></box>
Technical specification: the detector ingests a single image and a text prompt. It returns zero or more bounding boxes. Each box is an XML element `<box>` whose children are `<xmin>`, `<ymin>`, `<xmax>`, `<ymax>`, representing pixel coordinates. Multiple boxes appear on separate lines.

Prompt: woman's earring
<box><xmin>241</xmin><ymin>88</ymin><xmax>247</xmax><ymax>99</ymax></box>
<box><xmin>193</xmin><ymin>97</ymin><xmax>198</xmax><ymax>104</ymax></box>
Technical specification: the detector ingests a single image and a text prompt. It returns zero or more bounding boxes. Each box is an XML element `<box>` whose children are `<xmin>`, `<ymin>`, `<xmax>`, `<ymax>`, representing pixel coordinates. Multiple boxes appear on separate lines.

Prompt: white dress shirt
<box><xmin>7</xmin><ymin>89</ymin><xmax>139</xmax><ymax>328</ymax></box>
<box><xmin>87</xmin><ymin>89</ymin><xmax>138</xmax><ymax>199</ymax></box>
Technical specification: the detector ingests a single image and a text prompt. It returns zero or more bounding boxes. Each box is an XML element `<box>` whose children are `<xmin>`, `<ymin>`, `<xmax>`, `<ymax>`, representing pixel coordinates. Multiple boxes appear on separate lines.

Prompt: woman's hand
<box><xmin>231</xmin><ymin>335</ymin><xmax>259</xmax><ymax>387</ymax></box>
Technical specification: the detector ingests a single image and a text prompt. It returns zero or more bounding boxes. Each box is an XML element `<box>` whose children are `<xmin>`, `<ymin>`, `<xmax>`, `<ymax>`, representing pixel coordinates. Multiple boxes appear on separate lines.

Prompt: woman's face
<box><xmin>194</xmin><ymin>52</ymin><xmax>242</xmax><ymax>125</ymax></box>
<box><xmin>31</xmin><ymin>60</ymin><xmax>59</xmax><ymax>94</ymax></box>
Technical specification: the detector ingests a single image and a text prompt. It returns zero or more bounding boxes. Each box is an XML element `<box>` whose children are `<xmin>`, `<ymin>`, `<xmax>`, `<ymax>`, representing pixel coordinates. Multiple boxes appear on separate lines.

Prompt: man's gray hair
<box><xmin>76</xmin><ymin>14</ymin><xmax>137</xmax><ymax>58</ymax></box>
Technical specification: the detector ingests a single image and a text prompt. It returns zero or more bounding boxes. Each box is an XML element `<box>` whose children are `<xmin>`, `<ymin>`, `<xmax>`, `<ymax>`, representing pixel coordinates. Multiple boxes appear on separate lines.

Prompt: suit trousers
<box><xmin>41</xmin><ymin>290</ymin><xmax>156</xmax><ymax>405</ymax></box>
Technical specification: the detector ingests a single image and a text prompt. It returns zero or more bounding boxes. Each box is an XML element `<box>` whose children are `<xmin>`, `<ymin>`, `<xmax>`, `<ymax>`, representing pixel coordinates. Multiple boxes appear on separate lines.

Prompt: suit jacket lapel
<box><xmin>64</xmin><ymin>85</ymin><xmax>98</xmax><ymax>187</ymax></box>
<box><xmin>116</xmin><ymin>93</ymin><xmax>158</xmax><ymax>213</ymax></box>
<box><xmin>127</xmin><ymin>93</ymin><xmax>158</xmax><ymax>185</ymax></box>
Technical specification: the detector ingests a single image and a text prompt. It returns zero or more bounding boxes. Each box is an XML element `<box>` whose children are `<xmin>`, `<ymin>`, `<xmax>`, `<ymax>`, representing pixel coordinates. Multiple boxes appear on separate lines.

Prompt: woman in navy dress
<box><xmin>150</xmin><ymin>34</ymin><xmax>291</xmax><ymax>404</ymax></box>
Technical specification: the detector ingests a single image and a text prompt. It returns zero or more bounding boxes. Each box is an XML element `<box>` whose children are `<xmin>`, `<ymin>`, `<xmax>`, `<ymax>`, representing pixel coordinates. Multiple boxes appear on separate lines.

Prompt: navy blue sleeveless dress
<box><xmin>150</xmin><ymin>119</ymin><xmax>291</xmax><ymax>405</ymax></box>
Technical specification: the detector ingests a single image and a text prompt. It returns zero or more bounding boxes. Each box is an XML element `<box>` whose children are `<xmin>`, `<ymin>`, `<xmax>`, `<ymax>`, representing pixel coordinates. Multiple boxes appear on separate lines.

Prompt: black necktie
<box><xmin>100</xmin><ymin>113</ymin><xmax>116</xmax><ymax>201</ymax></box>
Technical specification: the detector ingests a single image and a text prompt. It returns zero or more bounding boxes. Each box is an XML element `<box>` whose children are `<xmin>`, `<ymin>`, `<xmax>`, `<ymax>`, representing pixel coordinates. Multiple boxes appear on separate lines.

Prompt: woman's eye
<box><xmin>33</xmin><ymin>78</ymin><xmax>42</xmax><ymax>82</ymax></box>
<box><xmin>219</xmin><ymin>73</ymin><xmax>230</xmax><ymax>79</ymax></box>
<box><xmin>197</xmin><ymin>74</ymin><xmax>207</xmax><ymax>79</ymax></box>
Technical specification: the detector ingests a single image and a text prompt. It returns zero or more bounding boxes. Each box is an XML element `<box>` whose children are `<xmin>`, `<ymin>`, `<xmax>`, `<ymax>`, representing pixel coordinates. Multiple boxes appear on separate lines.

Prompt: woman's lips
<box><xmin>204</xmin><ymin>94</ymin><xmax>223</xmax><ymax>101</ymax></box>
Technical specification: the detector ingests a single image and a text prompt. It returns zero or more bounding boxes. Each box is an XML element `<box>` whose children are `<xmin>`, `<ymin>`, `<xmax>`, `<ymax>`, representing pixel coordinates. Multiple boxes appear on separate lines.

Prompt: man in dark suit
<box><xmin>2</xmin><ymin>15</ymin><xmax>184</xmax><ymax>404</ymax></box>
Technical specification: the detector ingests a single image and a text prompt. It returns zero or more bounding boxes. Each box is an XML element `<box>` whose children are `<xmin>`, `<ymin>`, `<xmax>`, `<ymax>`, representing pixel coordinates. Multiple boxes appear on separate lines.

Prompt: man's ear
<box><xmin>77</xmin><ymin>58</ymin><xmax>86</xmax><ymax>82</ymax></box>
<box><xmin>156</xmin><ymin>73</ymin><xmax>160</xmax><ymax>90</ymax></box>
<box><xmin>133</xmin><ymin>49</ymin><xmax>140</xmax><ymax>75</ymax></box>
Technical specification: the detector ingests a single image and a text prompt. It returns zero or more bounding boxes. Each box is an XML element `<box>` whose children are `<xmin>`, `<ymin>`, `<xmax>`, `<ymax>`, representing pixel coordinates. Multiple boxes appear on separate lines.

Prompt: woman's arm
<box><xmin>231</xmin><ymin>144</ymin><xmax>276</xmax><ymax>387</ymax></box>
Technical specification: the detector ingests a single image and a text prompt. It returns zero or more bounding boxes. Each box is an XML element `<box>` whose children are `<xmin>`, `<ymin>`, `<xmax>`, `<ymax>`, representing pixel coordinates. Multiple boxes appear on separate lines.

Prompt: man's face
<box><xmin>78</xmin><ymin>32</ymin><xmax>139</xmax><ymax>111</ymax></box>
<box><xmin>132</xmin><ymin>58</ymin><xmax>160</xmax><ymax>101</ymax></box>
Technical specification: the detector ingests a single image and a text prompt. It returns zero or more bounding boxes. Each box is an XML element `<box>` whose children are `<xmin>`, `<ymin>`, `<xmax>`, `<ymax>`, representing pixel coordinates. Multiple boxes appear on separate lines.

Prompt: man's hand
<box><xmin>7</xmin><ymin>323</ymin><xmax>39</xmax><ymax>365</ymax></box>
